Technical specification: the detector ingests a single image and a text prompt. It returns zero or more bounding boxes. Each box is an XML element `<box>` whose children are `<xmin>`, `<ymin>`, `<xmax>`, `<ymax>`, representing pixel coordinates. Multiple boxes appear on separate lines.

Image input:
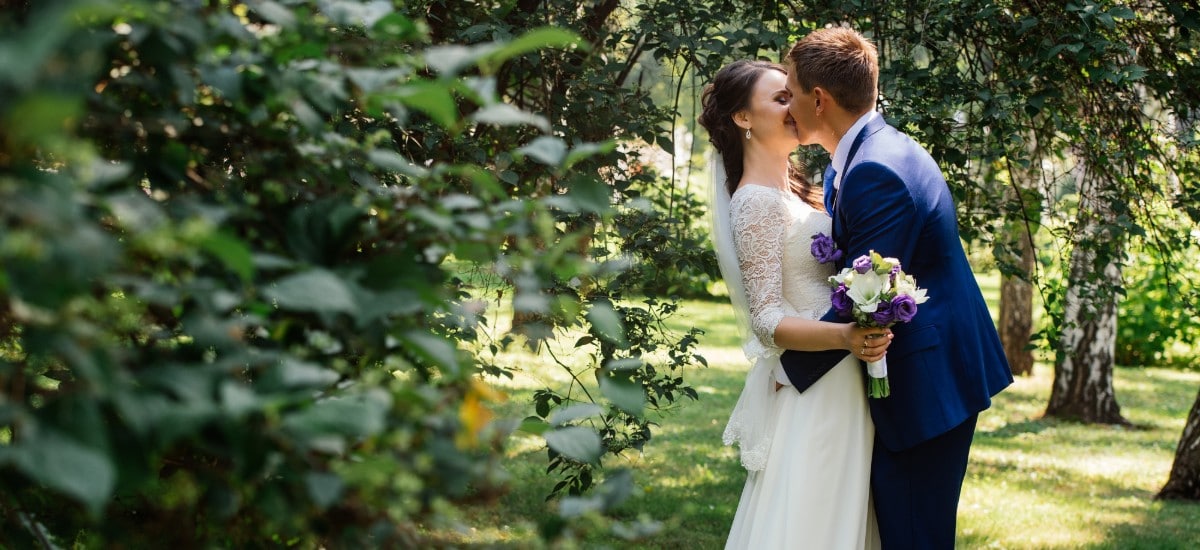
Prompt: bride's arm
<box><xmin>732</xmin><ymin>189</ymin><xmax>890</xmax><ymax>358</ymax></box>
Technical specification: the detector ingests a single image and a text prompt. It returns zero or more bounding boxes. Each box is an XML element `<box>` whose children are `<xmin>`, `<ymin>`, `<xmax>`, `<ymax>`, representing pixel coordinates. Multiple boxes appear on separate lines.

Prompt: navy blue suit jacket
<box><xmin>780</xmin><ymin>115</ymin><xmax>1013</xmax><ymax>451</ymax></box>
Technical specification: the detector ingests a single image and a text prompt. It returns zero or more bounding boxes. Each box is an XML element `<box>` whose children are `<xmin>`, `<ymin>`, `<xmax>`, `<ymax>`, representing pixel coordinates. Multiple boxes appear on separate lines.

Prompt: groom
<box><xmin>778</xmin><ymin>28</ymin><xmax>1013</xmax><ymax>548</ymax></box>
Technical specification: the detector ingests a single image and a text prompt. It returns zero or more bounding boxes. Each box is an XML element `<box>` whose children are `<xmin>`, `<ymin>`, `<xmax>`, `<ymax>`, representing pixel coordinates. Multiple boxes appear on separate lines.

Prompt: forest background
<box><xmin>2</xmin><ymin>0</ymin><xmax>1200</xmax><ymax>547</ymax></box>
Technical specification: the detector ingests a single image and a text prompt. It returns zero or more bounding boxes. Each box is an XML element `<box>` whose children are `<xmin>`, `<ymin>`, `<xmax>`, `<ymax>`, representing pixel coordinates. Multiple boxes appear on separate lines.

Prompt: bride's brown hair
<box><xmin>698</xmin><ymin>60</ymin><xmax>819</xmax><ymax>208</ymax></box>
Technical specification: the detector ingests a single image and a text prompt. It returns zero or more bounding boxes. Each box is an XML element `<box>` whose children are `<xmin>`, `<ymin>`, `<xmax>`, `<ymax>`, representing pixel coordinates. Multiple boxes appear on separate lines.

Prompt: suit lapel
<box><xmin>831</xmin><ymin>115</ymin><xmax>888</xmax><ymax>220</ymax></box>
<box><xmin>831</xmin><ymin>115</ymin><xmax>888</xmax><ymax>253</ymax></box>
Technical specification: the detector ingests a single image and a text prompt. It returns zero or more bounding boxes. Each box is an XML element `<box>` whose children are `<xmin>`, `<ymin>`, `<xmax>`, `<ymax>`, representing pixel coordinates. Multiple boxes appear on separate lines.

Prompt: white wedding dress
<box><xmin>723</xmin><ymin>185</ymin><xmax>879</xmax><ymax>550</ymax></box>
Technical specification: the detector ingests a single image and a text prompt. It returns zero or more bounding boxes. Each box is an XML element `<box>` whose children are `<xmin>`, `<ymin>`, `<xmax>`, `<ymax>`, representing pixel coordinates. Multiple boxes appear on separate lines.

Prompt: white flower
<box><xmin>895</xmin><ymin>273</ymin><xmax>930</xmax><ymax>304</ymax></box>
<box><xmin>846</xmin><ymin>269</ymin><xmax>885</xmax><ymax>312</ymax></box>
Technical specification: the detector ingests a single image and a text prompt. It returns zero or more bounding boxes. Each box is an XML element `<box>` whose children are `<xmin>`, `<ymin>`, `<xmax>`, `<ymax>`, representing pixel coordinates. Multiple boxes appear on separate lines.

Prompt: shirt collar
<box><xmin>831</xmin><ymin>110</ymin><xmax>879</xmax><ymax>190</ymax></box>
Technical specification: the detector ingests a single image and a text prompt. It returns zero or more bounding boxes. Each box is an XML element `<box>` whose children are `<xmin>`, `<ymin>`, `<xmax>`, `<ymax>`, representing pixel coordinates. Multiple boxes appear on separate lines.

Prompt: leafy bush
<box><xmin>0</xmin><ymin>1</ymin><xmax>630</xmax><ymax>545</ymax></box>
<box><xmin>1116</xmin><ymin>254</ymin><xmax>1200</xmax><ymax>368</ymax></box>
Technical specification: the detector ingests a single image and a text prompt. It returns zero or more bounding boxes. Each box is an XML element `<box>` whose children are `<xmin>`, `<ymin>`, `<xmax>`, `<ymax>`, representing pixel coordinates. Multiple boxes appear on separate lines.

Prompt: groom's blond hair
<box><xmin>786</xmin><ymin>27</ymin><xmax>878</xmax><ymax>114</ymax></box>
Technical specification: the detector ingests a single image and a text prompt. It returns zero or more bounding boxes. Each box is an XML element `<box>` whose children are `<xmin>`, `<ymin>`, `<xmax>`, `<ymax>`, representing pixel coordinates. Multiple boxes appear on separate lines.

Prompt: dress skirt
<box><xmin>725</xmin><ymin>355</ymin><xmax>880</xmax><ymax>550</ymax></box>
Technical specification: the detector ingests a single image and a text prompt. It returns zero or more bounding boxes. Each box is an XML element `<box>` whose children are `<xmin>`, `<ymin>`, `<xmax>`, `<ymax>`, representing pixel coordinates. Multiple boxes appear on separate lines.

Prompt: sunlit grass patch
<box><xmin>441</xmin><ymin>283</ymin><xmax>1200</xmax><ymax>548</ymax></box>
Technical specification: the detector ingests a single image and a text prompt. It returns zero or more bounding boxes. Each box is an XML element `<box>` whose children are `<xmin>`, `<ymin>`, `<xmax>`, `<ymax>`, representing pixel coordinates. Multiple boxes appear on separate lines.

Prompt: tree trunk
<box><xmin>1158</xmin><ymin>387</ymin><xmax>1200</xmax><ymax>501</ymax></box>
<box><xmin>1044</xmin><ymin>160</ymin><xmax>1128</xmax><ymax>425</ymax></box>
<box><xmin>998</xmin><ymin>215</ymin><xmax>1036</xmax><ymax>376</ymax></box>
<box><xmin>996</xmin><ymin>129</ymin><xmax>1044</xmax><ymax>377</ymax></box>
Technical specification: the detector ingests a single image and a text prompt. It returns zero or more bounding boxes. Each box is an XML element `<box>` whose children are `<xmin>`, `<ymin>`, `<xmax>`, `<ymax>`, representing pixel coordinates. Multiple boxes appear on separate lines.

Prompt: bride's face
<box><xmin>785</xmin><ymin>70</ymin><xmax>822</xmax><ymax>146</ymax></box>
<box><xmin>738</xmin><ymin>70</ymin><xmax>799</xmax><ymax>151</ymax></box>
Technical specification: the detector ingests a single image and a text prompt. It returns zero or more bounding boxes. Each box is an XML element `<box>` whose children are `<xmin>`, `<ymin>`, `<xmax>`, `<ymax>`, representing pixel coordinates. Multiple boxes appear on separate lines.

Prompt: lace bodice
<box><xmin>729</xmin><ymin>185</ymin><xmax>835</xmax><ymax>350</ymax></box>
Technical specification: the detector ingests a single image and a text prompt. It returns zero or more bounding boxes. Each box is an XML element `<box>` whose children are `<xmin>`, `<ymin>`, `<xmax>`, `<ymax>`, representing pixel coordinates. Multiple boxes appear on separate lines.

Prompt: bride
<box><xmin>698</xmin><ymin>60</ymin><xmax>890</xmax><ymax>549</ymax></box>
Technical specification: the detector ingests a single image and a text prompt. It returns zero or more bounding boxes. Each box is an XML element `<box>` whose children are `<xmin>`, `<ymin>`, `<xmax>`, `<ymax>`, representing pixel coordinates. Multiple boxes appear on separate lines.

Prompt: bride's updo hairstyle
<box><xmin>698</xmin><ymin>60</ymin><xmax>817</xmax><ymax>206</ymax></box>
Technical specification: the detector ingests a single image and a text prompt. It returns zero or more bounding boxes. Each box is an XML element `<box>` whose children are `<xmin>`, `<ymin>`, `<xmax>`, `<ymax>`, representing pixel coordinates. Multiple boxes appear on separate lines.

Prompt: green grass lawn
<box><xmin>430</xmin><ymin>275</ymin><xmax>1200</xmax><ymax>549</ymax></box>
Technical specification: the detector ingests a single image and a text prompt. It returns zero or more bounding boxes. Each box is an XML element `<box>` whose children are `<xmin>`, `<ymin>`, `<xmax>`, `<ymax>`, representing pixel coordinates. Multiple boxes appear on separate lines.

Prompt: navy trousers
<box><xmin>871</xmin><ymin>414</ymin><xmax>978</xmax><ymax>549</ymax></box>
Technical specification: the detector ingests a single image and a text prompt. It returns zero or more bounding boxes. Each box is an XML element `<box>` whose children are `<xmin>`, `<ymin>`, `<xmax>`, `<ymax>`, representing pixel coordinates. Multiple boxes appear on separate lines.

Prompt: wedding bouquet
<box><xmin>811</xmin><ymin>234</ymin><xmax>929</xmax><ymax>398</ymax></box>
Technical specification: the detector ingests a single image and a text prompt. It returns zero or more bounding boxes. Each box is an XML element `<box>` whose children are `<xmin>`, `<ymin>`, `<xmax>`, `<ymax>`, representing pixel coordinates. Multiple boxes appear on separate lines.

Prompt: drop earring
<box><xmin>745</xmin><ymin>128</ymin><xmax>752</xmax><ymax>140</ymax></box>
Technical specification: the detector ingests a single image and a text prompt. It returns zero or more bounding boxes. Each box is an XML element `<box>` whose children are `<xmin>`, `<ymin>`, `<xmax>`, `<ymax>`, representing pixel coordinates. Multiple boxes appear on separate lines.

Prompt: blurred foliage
<box><xmin>0</xmin><ymin>0</ymin><xmax>649</xmax><ymax>545</ymax></box>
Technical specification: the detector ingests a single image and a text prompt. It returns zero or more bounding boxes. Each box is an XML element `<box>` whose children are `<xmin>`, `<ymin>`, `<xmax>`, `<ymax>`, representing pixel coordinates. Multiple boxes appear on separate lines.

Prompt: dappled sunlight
<box><xmin>455</xmin><ymin>298</ymin><xmax>1200</xmax><ymax>548</ymax></box>
<box><xmin>962</xmin><ymin>364</ymin><xmax>1200</xmax><ymax>548</ymax></box>
<box><xmin>960</xmin><ymin>482</ymin><xmax>1110</xmax><ymax>548</ymax></box>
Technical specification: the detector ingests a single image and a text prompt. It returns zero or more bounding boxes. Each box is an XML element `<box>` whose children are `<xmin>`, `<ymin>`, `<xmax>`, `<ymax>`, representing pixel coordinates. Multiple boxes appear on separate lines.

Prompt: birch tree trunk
<box><xmin>1044</xmin><ymin>160</ymin><xmax>1128</xmax><ymax>424</ymax></box>
<box><xmin>1158</xmin><ymin>388</ymin><xmax>1200</xmax><ymax>501</ymax></box>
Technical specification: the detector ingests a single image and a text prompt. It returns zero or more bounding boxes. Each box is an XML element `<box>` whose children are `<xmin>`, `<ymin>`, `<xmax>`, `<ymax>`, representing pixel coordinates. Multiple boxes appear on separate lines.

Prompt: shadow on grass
<box><xmin>1098</xmin><ymin>499</ymin><xmax>1200</xmax><ymax>550</ymax></box>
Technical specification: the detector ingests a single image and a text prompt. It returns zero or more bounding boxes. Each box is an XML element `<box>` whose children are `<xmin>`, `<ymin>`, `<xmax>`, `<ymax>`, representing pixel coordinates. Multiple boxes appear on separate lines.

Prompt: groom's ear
<box><xmin>812</xmin><ymin>87</ymin><xmax>841</xmax><ymax>111</ymax></box>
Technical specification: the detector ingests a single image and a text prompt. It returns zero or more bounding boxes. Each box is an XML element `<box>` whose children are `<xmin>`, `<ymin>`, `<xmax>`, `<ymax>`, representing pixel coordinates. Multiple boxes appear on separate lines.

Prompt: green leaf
<box><xmin>201</xmin><ymin>230</ymin><xmax>255</xmax><ymax>282</ymax></box>
<box><xmin>321</xmin><ymin>0</ymin><xmax>392</xmax><ymax>27</ymax></box>
<box><xmin>396</xmin><ymin>81</ymin><xmax>459</xmax><ymax>129</ymax></box>
<box><xmin>605</xmin><ymin>357</ymin><xmax>642</xmax><ymax>371</ymax></box>
<box><xmin>398</xmin><ymin>331</ymin><xmax>463</xmax><ymax>376</ymax></box>
<box><xmin>517</xmin><ymin>136</ymin><xmax>568</xmax><ymax>166</ymax></box>
<box><xmin>305</xmin><ymin>472</ymin><xmax>345</xmax><ymax>510</ymax></box>
<box><xmin>106</xmin><ymin>190</ymin><xmax>166</xmax><ymax>231</ymax></box>
<box><xmin>600</xmin><ymin>371</ymin><xmax>645</xmax><ymax>416</ymax></box>
<box><xmin>480</xmin><ymin>27</ymin><xmax>586</xmax><ymax>72</ymax></box>
<box><xmin>518</xmin><ymin>416</ymin><xmax>551</xmax><ymax>435</ymax></box>
<box><xmin>248</xmin><ymin>0</ymin><xmax>296</xmax><ymax>27</ymax></box>
<box><xmin>424</xmin><ymin>43</ymin><xmax>493</xmax><ymax>76</ymax></box>
<box><xmin>367</xmin><ymin>149</ymin><xmax>428</xmax><ymax>177</ymax></box>
<box><xmin>260</xmin><ymin>358</ymin><xmax>340</xmax><ymax>391</ymax></box>
<box><xmin>6</xmin><ymin>94</ymin><xmax>82</xmax><ymax>150</ymax></box>
<box><xmin>10</xmin><ymin>428</ymin><xmax>115</xmax><ymax>516</ymax></box>
<box><xmin>563</xmin><ymin>140</ymin><xmax>615</xmax><ymax>169</ymax></box>
<box><xmin>471</xmin><ymin>103</ymin><xmax>549</xmax><ymax>131</ymax></box>
<box><xmin>586</xmin><ymin>301</ymin><xmax>627</xmax><ymax>346</ymax></box>
<box><xmin>348</xmin><ymin>68</ymin><xmax>406</xmax><ymax>93</ymax></box>
<box><xmin>282</xmin><ymin>390</ymin><xmax>391</xmax><ymax>452</ymax></box>
<box><xmin>565</xmin><ymin>176</ymin><xmax>611</xmax><ymax>213</ymax></box>
<box><xmin>547</xmin><ymin>403</ymin><xmax>604</xmax><ymax>426</ymax></box>
<box><xmin>544</xmin><ymin>426</ymin><xmax>602</xmax><ymax>464</ymax></box>
<box><xmin>266</xmin><ymin>269</ymin><xmax>357</xmax><ymax>314</ymax></box>
<box><xmin>370</xmin><ymin>12</ymin><xmax>420</xmax><ymax>40</ymax></box>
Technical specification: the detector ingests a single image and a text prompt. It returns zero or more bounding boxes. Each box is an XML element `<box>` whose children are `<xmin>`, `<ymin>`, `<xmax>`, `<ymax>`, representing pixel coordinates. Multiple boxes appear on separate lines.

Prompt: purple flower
<box><xmin>892</xmin><ymin>294</ymin><xmax>918</xmax><ymax>323</ymax></box>
<box><xmin>871</xmin><ymin>299</ymin><xmax>896</xmax><ymax>326</ymax></box>
<box><xmin>811</xmin><ymin>233</ymin><xmax>843</xmax><ymax>264</ymax></box>
<box><xmin>852</xmin><ymin>255</ymin><xmax>873</xmax><ymax>274</ymax></box>
<box><xmin>831</xmin><ymin>285</ymin><xmax>853</xmax><ymax>318</ymax></box>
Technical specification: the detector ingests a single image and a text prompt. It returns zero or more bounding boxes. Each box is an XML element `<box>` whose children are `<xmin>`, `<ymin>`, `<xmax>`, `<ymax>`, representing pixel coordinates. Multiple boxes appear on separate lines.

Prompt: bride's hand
<box><xmin>845</xmin><ymin>324</ymin><xmax>892</xmax><ymax>363</ymax></box>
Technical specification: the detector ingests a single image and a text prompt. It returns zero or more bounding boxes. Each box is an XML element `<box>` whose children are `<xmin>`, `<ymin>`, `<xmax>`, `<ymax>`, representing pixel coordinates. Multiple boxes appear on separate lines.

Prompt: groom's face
<box><xmin>785</xmin><ymin>70</ymin><xmax>819</xmax><ymax>146</ymax></box>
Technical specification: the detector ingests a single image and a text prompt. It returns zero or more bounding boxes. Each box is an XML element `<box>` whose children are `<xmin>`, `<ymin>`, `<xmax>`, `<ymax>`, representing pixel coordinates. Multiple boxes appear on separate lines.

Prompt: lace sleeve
<box><xmin>730</xmin><ymin>187</ymin><xmax>789</xmax><ymax>348</ymax></box>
